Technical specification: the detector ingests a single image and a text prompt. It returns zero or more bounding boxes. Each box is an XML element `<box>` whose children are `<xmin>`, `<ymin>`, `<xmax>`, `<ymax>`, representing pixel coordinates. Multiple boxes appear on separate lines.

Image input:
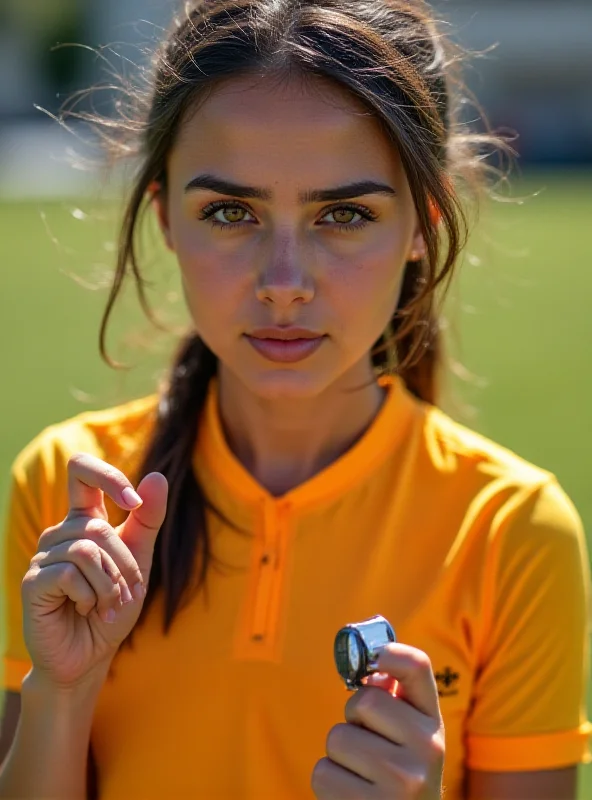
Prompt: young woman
<box><xmin>1</xmin><ymin>1</ymin><xmax>590</xmax><ymax>798</ymax></box>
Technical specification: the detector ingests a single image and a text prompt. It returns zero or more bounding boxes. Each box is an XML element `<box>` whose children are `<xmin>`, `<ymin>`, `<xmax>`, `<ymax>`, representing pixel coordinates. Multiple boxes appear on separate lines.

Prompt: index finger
<box><xmin>376</xmin><ymin>643</ymin><xmax>441</xmax><ymax>719</ymax></box>
<box><xmin>66</xmin><ymin>453</ymin><xmax>143</xmax><ymax>521</ymax></box>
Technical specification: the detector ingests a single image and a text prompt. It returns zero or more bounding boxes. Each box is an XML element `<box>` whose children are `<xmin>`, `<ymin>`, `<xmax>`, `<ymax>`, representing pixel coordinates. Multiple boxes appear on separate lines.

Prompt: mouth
<box><xmin>244</xmin><ymin>328</ymin><xmax>327</xmax><ymax>364</ymax></box>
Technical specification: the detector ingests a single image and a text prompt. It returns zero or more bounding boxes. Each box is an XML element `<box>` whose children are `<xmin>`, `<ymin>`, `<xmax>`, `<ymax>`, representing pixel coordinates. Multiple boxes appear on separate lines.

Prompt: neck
<box><xmin>217</xmin><ymin>359</ymin><xmax>387</xmax><ymax>496</ymax></box>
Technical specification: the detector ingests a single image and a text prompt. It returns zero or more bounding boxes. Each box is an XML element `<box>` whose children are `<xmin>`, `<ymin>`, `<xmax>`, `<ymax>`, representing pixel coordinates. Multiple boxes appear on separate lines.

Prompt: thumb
<box><xmin>376</xmin><ymin>643</ymin><xmax>441</xmax><ymax>719</ymax></box>
<box><xmin>115</xmin><ymin>472</ymin><xmax>168</xmax><ymax>584</ymax></box>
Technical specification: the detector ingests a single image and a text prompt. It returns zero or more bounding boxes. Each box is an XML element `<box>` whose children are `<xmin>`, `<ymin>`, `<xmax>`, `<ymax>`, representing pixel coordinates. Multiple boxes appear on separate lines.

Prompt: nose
<box><xmin>255</xmin><ymin>233</ymin><xmax>315</xmax><ymax>307</ymax></box>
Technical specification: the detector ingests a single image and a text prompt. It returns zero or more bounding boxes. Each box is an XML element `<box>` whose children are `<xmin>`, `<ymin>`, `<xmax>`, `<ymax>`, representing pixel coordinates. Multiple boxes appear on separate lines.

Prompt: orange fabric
<box><xmin>1</xmin><ymin>375</ymin><xmax>591</xmax><ymax>799</ymax></box>
<box><xmin>466</xmin><ymin>725</ymin><xmax>592</xmax><ymax>773</ymax></box>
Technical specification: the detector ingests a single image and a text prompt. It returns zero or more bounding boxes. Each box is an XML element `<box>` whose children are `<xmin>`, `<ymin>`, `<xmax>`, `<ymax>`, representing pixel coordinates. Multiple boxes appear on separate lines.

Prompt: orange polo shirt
<box><xmin>2</xmin><ymin>374</ymin><xmax>591</xmax><ymax>799</ymax></box>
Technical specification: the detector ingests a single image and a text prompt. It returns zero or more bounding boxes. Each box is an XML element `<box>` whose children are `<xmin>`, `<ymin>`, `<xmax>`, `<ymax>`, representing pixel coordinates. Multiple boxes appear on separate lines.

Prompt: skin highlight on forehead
<box><xmin>169</xmin><ymin>71</ymin><xmax>411</xmax><ymax>208</ymax></box>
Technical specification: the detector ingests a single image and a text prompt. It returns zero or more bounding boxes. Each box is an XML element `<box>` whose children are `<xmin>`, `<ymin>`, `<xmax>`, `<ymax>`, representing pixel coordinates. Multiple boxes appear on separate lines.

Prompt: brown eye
<box><xmin>198</xmin><ymin>201</ymin><xmax>256</xmax><ymax>229</ymax></box>
<box><xmin>332</xmin><ymin>208</ymin><xmax>357</xmax><ymax>224</ymax></box>
<box><xmin>319</xmin><ymin>204</ymin><xmax>377</xmax><ymax>229</ymax></box>
<box><xmin>220</xmin><ymin>206</ymin><xmax>247</xmax><ymax>223</ymax></box>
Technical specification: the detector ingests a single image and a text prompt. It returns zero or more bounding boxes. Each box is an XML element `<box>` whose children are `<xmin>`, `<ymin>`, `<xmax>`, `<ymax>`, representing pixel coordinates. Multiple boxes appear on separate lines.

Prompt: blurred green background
<box><xmin>1</xmin><ymin>0</ymin><xmax>592</xmax><ymax>795</ymax></box>
<box><xmin>1</xmin><ymin>171</ymin><xmax>591</xmax><ymax>795</ymax></box>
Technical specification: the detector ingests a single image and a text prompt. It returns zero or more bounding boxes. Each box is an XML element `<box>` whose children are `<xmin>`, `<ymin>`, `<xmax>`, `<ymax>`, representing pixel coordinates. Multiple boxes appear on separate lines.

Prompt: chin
<box><xmin>240</xmin><ymin>367</ymin><xmax>332</xmax><ymax>401</ymax></box>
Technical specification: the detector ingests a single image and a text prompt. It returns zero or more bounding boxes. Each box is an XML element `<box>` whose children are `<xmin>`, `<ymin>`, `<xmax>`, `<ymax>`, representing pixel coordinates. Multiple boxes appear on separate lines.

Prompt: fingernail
<box><xmin>121</xmin><ymin>487</ymin><xmax>143</xmax><ymax>508</ymax></box>
<box><xmin>102</xmin><ymin>608</ymin><xmax>117</xmax><ymax>624</ymax></box>
<box><xmin>120</xmin><ymin>583</ymin><xmax>133</xmax><ymax>604</ymax></box>
<box><xmin>132</xmin><ymin>582</ymin><xmax>146</xmax><ymax>601</ymax></box>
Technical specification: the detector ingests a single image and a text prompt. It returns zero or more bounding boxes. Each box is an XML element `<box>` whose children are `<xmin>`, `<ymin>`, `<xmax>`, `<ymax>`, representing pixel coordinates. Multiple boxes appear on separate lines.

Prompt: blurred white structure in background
<box><xmin>1</xmin><ymin>0</ymin><xmax>591</xmax><ymax>198</ymax></box>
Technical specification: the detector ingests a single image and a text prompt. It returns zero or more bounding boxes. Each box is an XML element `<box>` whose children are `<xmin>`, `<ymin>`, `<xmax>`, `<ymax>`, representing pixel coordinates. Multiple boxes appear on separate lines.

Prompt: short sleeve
<box><xmin>0</xmin><ymin>429</ymin><xmax>72</xmax><ymax>692</ymax></box>
<box><xmin>465</xmin><ymin>477</ymin><xmax>592</xmax><ymax>771</ymax></box>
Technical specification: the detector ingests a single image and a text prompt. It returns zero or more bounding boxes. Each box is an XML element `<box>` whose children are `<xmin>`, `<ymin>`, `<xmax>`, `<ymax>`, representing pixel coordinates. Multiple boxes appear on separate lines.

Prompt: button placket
<box><xmin>249</xmin><ymin>498</ymin><xmax>291</xmax><ymax>646</ymax></box>
<box><xmin>250</xmin><ymin>499</ymin><xmax>277</xmax><ymax>642</ymax></box>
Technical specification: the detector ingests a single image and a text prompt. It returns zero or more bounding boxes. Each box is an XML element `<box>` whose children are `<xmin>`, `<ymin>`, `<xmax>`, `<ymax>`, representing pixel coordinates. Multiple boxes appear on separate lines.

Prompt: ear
<box><xmin>407</xmin><ymin>198</ymin><xmax>441</xmax><ymax>262</ymax></box>
<box><xmin>148</xmin><ymin>182</ymin><xmax>175</xmax><ymax>252</ymax></box>
<box><xmin>407</xmin><ymin>218</ymin><xmax>427</xmax><ymax>262</ymax></box>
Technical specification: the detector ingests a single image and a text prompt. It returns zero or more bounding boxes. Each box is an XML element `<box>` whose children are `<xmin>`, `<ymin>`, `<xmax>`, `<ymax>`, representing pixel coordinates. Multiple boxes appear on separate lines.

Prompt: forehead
<box><xmin>170</xmin><ymin>72</ymin><xmax>404</xmax><ymax>185</ymax></box>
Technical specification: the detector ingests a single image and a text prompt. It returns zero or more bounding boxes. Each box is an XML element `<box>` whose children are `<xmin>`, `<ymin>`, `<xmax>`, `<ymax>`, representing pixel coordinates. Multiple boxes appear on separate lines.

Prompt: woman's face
<box><xmin>157</xmin><ymin>73</ymin><xmax>426</xmax><ymax>399</ymax></box>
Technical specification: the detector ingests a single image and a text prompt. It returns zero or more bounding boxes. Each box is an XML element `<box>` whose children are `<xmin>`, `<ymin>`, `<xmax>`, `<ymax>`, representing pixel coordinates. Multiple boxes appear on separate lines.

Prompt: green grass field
<box><xmin>1</xmin><ymin>170</ymin><xmax>591</xmax><ymax>795</ymax></box>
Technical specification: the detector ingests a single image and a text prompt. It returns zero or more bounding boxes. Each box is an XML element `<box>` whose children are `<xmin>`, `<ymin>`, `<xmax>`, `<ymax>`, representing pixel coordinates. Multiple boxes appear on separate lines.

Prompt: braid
<box><xmin>132</xmin><ymin>333</ymin><xmax>218</xmax><ymax>634</ymax></box>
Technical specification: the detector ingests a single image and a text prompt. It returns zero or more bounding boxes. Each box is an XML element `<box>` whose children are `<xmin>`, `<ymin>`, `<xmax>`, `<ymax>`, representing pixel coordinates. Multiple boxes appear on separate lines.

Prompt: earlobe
<box><xmin>148</xmin><ymin>182</ymin><xmax>175</xmax><ymax>252</ymax></box>
<box><xmin>409</xmin><ymin>228</ymin><xmax>427</xmax><ymax>262</ymax></box>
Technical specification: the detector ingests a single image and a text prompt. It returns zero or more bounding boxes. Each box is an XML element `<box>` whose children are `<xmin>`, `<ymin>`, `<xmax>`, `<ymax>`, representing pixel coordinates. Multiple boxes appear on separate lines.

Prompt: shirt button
<box><xmin>252</xmin><ymin>634</ymin><xmax>264</xmax><ymax>642</ymax></box>
<box><xmin>261</xmin><ymin>554</ymin><xmax>270</xmax><ymax>565</ymax></box>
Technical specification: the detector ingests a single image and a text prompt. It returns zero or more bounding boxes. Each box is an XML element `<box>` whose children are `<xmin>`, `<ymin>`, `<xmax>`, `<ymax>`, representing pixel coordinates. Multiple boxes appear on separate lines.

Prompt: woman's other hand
<box><xmin>20</xmin><ymin>452</ymin><xmax>168</xmax><ymax>690</ymax></box>
<box><xmin>312</xmin><ymin>644</ymin><xmax>445</xmax><ymax>799</ymax></box>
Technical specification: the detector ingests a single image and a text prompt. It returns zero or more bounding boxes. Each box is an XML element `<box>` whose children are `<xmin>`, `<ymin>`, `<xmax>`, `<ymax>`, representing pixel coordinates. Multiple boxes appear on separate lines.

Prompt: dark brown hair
<box><xmin>79</xmin><ymin>0</ymin><xmax>510</xmax><ymax>637</ymax></box>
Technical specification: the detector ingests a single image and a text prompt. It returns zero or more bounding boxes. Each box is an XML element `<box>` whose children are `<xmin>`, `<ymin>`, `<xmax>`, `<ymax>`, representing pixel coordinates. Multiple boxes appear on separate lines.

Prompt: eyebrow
<box><xmin>184</xmin><ymin>173</ymin><xmax>397</xmax><ymax>202</ymax></box>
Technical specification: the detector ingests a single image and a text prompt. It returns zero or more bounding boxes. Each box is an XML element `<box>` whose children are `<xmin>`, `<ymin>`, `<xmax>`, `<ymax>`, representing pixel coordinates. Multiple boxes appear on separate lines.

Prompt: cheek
<box><xmin>175</xmin><ymin>246</ymin><xmax>246</xmax><ymax>334</ymax></box>
<box><xmin>325</xmin><ymin>247</ymin><xmax>407</xmax><ymax>337</ymax></box>
<box><xmin>171</xmin><ymin>215</ymin><xmax>253</xmax><ymax>300</ymax></box>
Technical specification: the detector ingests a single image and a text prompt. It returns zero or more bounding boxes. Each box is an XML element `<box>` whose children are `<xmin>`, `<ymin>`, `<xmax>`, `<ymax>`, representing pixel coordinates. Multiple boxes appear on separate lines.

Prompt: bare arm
<box><xmin>0</xmin><ymin>692</ymin><xmax>20</xmax><ymax>769</ymax></box>
<box><xmin>466</xmin><ymin>766</ymin><xmax>579</xmax><ymax>800</ymax></box>
<box><xmin>0</xmin><ymin>669</ymin><xmax>104</xmax><ymax>800</ymax></box>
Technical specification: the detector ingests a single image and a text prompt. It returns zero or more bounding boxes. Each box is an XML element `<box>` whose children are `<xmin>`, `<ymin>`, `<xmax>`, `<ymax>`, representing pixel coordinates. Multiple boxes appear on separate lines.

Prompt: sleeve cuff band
<box><xmin>466</xmin><ymin>722</ymin><xmax>592</xmax><ymax>771</ymax></box>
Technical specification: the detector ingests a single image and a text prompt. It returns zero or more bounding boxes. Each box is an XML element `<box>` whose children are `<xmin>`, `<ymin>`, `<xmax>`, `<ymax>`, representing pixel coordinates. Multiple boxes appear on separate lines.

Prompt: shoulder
<box><xmin>412</xmin><ymin>401</ymin><xmax>585</xmax><ymax>549</ymax></box>
<box><xmin>420</xmin><ymin>403</ymin><xmax>553</xmax><ymax>486</ymax></box>
<box><xmin>10</xmin><ymin>394</ymin><xmax>160</xmax><ymax>502</ymax></box>
<box><xmin>414</xmin><ymin>405</ymin><xmax>589</xmax><ymax>667</ymax></box>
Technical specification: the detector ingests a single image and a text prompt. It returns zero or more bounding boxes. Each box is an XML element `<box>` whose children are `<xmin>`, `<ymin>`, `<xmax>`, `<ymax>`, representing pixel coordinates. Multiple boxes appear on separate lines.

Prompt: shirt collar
<box><xmin>193</xmin><ymin>373</ymin><xmax>417</xmax><ymax>517</ymax></box>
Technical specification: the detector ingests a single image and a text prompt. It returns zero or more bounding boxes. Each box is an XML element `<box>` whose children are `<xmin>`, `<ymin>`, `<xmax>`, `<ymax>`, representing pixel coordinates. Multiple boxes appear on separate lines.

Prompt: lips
<box><xmin>244</xmin><ymin>328</ymin><xmax>327</xmax><ymax>363</ymax></box>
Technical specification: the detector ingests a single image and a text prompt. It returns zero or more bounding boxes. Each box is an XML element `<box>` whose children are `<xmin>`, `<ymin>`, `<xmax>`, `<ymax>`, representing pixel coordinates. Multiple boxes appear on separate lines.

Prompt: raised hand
<box><xmin>21</xmin><ymin>453</ymin><xmax>168</xmax><ymax>689</ymax></box>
